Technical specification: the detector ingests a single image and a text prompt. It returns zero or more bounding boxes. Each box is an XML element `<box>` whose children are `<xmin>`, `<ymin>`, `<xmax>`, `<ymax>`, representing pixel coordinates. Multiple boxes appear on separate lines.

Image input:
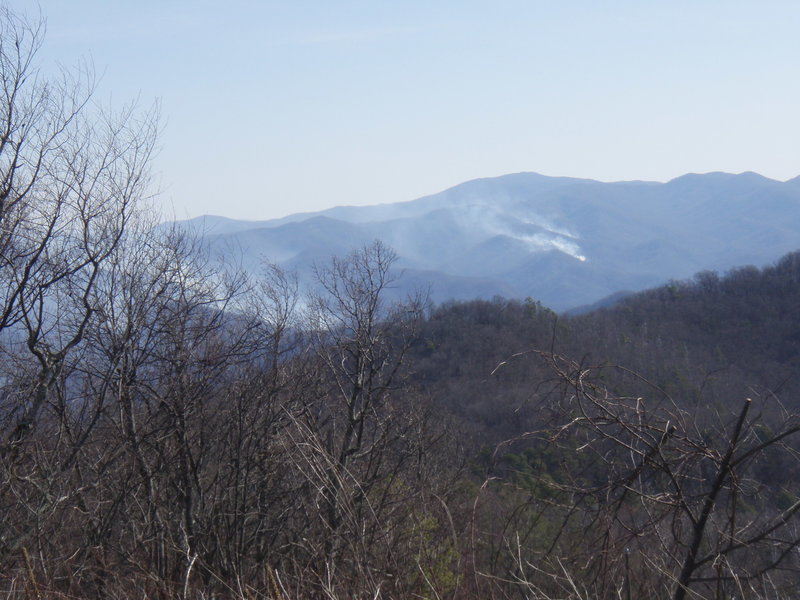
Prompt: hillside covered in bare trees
<box><xmin>2</xmin><ymin>7</ymin><xmax>800</xmax><ymax>600</ymax></box>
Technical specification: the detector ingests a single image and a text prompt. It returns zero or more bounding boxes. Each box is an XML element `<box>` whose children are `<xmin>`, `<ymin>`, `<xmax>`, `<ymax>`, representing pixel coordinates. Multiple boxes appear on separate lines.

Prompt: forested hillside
<box><xmin>4</xmin><ymin>214</ymin><xmax>800</xmax><ymax>598</ymax></box>
<box><xmin>409</xmin><ymin>253</ymin><xmax>800</xmax><ymax>600</ymax></box>
<box><xmin>2</xmin><ymin>8</ymin><xmax>800</xmax><ymax>599</ymax></box>
<box><xmin>418</xmin><ymin>251</ymin><xmax>800</xmax><ymax>443</ymax></box>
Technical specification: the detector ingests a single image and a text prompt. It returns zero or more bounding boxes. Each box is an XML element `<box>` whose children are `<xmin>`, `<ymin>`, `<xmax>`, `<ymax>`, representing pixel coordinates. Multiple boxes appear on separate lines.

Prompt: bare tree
<box><xmin>268</xmin><ymin>240</ymin><xmax>445</xmax><ymax>596</ymax></box>
<box><xmin>0</xmin><ymin>7</ymin><xmax>158</xmax><ymax>447</ymax></box>
<box><xmin>0</xmin><ymin>6</ymin><xmax>158</xmax><ymax>593</ymax></box>
<box><xmin>308</xmin><ymin>243</ymin><xmax>416</xmax><ymax>525</ymax></box>
<box><xmin>481</xmin><ymin>351</ymin><xmax>800</xmax><ymax>600</ymax></box>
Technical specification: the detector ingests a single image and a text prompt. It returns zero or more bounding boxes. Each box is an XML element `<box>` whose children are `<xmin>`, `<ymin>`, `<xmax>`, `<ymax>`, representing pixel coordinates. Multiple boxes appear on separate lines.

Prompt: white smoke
<box><xmin>453</xmin><ymin>201</ymin><xmax>587</xmax><ymax>262</ymax></box>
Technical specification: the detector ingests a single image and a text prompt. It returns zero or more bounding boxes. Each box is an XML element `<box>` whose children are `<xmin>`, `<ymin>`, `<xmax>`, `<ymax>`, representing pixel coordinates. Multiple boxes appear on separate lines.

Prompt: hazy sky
<box><xmin>8</xmin><ymin>1</ymin><xmax>800</xmax><ymax>220</ymax></box>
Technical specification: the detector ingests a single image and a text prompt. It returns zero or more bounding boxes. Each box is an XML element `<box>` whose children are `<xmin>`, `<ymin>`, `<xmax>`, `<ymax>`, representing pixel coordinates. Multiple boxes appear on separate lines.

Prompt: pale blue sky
<box><xmin>9</xmin><ymin>1</ymin><xmax>800</xmax><ymax>220</ymax></box>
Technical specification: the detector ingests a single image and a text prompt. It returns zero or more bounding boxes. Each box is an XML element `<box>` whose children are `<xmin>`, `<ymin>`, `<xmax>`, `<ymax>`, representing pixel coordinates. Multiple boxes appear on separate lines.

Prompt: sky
<box><xmin>6</xmin><ymin>1</ymin><xmax>800</xmax><ymax>221</ymax></box>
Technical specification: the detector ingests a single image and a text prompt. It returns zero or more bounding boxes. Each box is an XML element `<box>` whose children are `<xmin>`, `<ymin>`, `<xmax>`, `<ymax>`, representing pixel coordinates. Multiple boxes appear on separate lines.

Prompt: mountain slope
<box><xmin>177</xmin><ymin>171</ymin><xmax>800</xmax><ymax>310</ymax></box>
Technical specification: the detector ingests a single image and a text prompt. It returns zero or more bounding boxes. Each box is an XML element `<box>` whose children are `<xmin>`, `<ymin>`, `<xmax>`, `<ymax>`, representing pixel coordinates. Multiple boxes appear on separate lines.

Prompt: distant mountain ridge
<box><xmin>177</xmin><ymin>171</ymin><xmax>800</xmax><ymax>310</ymax></box>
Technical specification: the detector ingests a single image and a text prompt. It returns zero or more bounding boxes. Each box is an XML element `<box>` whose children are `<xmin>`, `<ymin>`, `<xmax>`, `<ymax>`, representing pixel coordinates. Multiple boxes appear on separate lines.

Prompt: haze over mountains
<box><xmin>180</xmin><ymin>171</ymin><xmax>800</xmax><ymax>310</ymax></box>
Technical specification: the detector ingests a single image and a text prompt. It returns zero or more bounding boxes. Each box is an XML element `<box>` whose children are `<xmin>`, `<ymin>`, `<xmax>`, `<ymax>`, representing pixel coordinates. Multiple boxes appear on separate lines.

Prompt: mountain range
<box><xmin>176</xmin><ymin>171</ymin><xmax>800</xmax><ymax>311</ymax></box>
